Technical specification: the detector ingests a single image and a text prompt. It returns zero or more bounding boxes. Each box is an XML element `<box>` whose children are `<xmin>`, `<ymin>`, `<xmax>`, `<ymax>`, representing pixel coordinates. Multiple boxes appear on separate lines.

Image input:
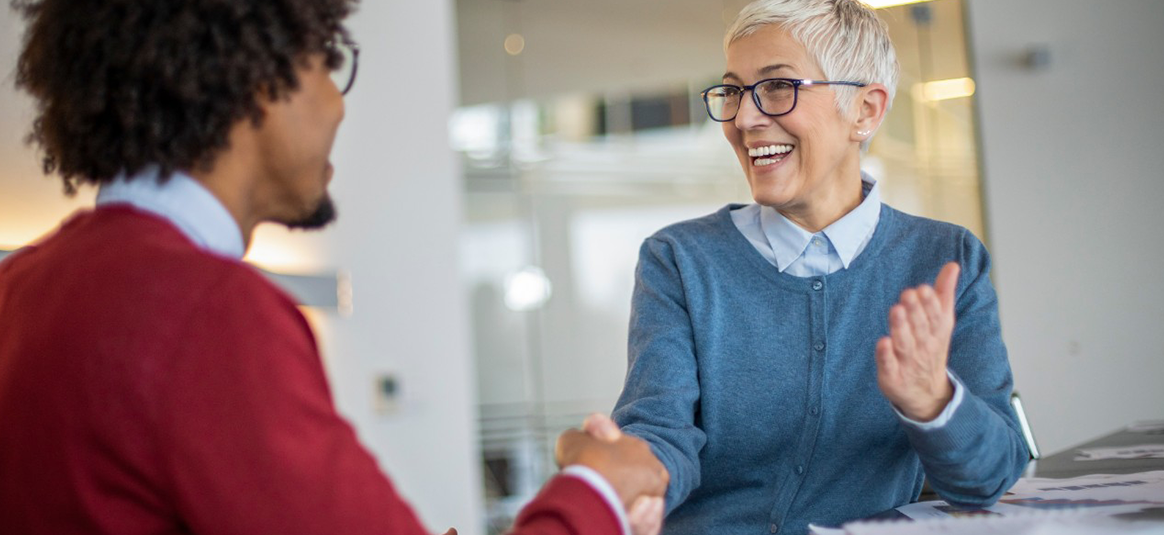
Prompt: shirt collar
<box><xmin>759</xmin><ymin>204</ymin><xmax>815</xmax><ymax>272</ymax></box>
<box><xmin>822</xmin><ymin>175</ymin><xmax>881</xmax><ymax>269</ymax></box>
<box><xmin>759</xmin><ymin>172</ymin><xmax>881</xmax><ymax>272</ymax></box>
<box><xmin>95</xmin><ymin>167</ymin><xmax>246</xmax><ymax>260</ymax></box>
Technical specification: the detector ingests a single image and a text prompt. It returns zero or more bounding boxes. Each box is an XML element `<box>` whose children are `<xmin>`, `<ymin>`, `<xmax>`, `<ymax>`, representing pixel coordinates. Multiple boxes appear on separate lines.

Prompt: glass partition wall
<box><xmin>454</xmin><ymin>1</ymin><xmax>983</xmax><ymax>531</ymax></box>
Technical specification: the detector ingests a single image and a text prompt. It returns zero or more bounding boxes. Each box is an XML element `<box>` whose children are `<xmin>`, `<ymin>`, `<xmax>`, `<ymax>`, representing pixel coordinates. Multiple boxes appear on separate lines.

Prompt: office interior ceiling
<box><xmin>456</xmin><ymin>0</ymin><xmax>755</xmax><ymax>106</ymax></box>
<box><xmin>455</xmin><ymin>0</ymin><xmax>969</xmax><ymax>107</ymax></box>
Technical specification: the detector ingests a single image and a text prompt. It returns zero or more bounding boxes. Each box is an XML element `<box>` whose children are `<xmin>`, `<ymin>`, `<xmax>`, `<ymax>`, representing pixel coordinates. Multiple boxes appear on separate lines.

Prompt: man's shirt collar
<box><xmin>96</xmin><ymin>167</ymin><xmax>245</xmax><ymax>260</ymax></box>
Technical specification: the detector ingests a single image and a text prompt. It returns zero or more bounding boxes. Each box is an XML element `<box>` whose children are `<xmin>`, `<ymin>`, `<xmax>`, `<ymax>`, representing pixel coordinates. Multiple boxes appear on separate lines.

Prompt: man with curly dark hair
<box><xmin>0</xmin><ymin>1</ymin><xmax>667</xmax><ymax>534</ymax></box>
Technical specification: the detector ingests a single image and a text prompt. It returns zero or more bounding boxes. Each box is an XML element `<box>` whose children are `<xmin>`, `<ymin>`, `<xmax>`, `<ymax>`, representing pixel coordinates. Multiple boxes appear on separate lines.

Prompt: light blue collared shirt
<box><xmin>730</xmin><ymin>173</ymin><xmax>962</xmax><ymax>429</ymax></box>
<box><xmin>95</xmin><ymin>167</ymin><xmax>246</xmax><ymax>260</ymax></box>
<box><xmin>730</xmin><ymin>173</ymin><xmax>881</xmax><ymax>277</ymax></box>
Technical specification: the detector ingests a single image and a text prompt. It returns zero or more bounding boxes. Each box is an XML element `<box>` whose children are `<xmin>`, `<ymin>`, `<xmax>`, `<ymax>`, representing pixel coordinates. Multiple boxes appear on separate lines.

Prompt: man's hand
<box><xmin>555</xmin><ymin>414</ymin><xmax>669</xmax><ymax>512</ymax></box>
<box><xmin>875</xmin><ymin>261</ymin><xmax>959</xmax><ymax>421</ymax></box>
<box><xmin>580</xmin><ymin>414</ymin><xmax>665</xmax><ymax>535</ymax></box>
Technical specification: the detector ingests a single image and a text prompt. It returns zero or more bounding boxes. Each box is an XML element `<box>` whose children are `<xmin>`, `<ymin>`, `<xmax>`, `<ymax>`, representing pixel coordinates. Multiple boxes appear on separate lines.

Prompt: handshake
<box><xmin>555</xmin><ymin>414</ymin><xmax>670</xmax><ymax>535</ymax></box>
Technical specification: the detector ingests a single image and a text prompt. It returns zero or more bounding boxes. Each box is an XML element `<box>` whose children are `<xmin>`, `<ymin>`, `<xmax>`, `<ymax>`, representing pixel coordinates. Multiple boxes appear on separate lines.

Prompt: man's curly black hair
<box><xmin>12</xmin><ymin>0</ymin><xmax>357</xmax><ymax>194</ymax></box>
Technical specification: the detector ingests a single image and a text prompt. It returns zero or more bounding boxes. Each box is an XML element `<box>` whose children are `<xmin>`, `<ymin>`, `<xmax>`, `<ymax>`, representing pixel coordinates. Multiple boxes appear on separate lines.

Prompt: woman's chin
<box><xmin>749</xmin><ymin>187</ymin><xmax>795</xmax><ymax>208</ymax></box>
<box><xmin>747</xmin><ymin>173</ymin><xmax>799</xmax><ymax>207</ymax></box>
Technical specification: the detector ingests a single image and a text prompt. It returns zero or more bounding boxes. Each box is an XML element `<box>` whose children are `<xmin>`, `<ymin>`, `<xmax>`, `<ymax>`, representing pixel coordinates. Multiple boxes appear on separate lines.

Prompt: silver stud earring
<box><xmin>857</xmin><ymin>130</ymin><xmax>871</xmax><ymax>136</ymax></box>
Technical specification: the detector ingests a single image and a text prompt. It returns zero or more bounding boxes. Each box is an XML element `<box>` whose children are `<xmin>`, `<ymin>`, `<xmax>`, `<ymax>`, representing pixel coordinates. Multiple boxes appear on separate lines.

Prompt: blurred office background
<box><xmin>1</xmin><ymin>1</ymin><xmax>1162</xmax><ymax>534</ymax></box>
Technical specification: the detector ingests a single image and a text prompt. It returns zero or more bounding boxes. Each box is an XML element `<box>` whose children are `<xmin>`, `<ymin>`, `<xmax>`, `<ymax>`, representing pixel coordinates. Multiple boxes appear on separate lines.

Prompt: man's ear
<box><xmin>246</xmin><ymin>84</ymin><xmax>280</xmax><ymax>129</ymax></box>
<box><xmin>850</xmin><ymin>83</ymin><xmax>889</xmax><ymax>142</ymax></box>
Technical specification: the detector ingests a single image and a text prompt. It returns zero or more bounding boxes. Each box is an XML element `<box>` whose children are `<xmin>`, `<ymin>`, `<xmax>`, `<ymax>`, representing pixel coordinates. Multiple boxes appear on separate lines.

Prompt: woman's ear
<box><xmin>851</xmin><ymin>83</ymin><xmax>889</xmax><ymax>142</ymax></box>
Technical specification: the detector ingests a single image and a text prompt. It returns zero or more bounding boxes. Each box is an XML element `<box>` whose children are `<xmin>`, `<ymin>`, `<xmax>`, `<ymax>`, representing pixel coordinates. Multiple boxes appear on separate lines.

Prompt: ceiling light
<box><xmin>504</xmin><ymin>34</ymin><xmax>525</xmax><ymax>56</ymax></box>
<box><xmin>914</xmin><ymin>77</ymin><xmax>977</xmax><ymax>102</ymax></box>
<box><xmin>504</xmin><ymin>266</ymin><xmax>552</xmax><ymax>312</ymax></box>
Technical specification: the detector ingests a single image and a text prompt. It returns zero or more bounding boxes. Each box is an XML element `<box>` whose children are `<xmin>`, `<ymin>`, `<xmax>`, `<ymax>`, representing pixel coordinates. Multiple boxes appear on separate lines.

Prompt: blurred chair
<box><xmin>1011</xmin><ymin>391</ymin><xmax>1041</xmax><ymax>460</ymax></box>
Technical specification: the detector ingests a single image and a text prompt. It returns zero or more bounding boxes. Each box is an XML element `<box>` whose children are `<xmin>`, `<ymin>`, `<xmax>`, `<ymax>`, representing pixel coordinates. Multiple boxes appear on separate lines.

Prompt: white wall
<box><xmin>0</xmin><ymin>2</ymin><xmax>484</xmax><ymax>533</ymax></box>
<box><xmin>323</xmin><ymin>2</ymin><xmax>483</xmax><ymax>532</ymax></box>
<box><xmin>966</xmin><ymin>0</ymin><xmax>1164</xmax><ymax>455</ymax></box>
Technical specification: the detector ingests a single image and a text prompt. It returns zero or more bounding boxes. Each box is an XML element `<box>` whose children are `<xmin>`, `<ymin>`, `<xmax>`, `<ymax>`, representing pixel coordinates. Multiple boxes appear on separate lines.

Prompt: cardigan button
<box><xmin>796</xmin><ymin>465</ymin><xmax>805</xmax><ymax>475</ymax></box>
<box><xmin>812</xmin><ymin>280</ymin><xmax>823</xmax><ymax>291</ymax></box>
<box><xmin>770</xmin><ymin>524</ymin><xmax>779</xmax><ymax>533</ymax></box>
<box><xmin>814</xmin><ymin>342</ymin><xmax>825</xmax><ymax>351</ymax></box>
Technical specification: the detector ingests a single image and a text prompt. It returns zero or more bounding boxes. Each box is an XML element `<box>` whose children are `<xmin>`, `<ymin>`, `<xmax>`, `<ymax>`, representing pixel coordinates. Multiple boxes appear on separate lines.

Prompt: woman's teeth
<box><xmin>748</xmin><ymin>144</ymin><xmax>793</xmax><ymax>166</ymax></box>
<box><xmin>748</xmin><ymin>144</ymin><xmax>793</xmax><ymax>157</ymax></box>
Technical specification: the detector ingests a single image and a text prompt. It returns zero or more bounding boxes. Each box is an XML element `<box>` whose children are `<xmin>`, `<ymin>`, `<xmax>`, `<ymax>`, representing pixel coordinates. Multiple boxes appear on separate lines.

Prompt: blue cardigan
<box><xmin>612</xmin><ymin>204</ymin><xmax>1029</xmax><ymax>535</ymax></box>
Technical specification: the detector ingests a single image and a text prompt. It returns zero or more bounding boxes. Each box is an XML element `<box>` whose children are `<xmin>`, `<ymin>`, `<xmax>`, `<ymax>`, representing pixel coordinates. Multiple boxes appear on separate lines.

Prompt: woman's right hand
<box><xmin>627</xmin><ymin>495</ymin><xmax>664</xmax><ymax>535</ymax></box>
<box><xmin>875</xmin><ymin>261</ymin><xmax>959</xmax><ymax>422</ymax></box>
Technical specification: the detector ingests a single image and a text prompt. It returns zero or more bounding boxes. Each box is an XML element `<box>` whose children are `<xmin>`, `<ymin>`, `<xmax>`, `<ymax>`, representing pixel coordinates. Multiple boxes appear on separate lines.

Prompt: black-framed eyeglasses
<box><xmin>701</xmin><ymin>78</ymin><xmax>866</xmax><ymax>122</ymax></box>
<box><xmin>326</xmin><ymin>38</ymin><xmax>360</xmax><ymax>96</ymax></box>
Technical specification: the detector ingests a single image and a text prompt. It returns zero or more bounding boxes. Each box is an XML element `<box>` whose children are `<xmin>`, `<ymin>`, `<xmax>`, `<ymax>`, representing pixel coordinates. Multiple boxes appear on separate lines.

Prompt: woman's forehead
<box><xmin>724</xmin><ymin>27</ymin><xmax>819</xmax><ymax>80</ymax></box>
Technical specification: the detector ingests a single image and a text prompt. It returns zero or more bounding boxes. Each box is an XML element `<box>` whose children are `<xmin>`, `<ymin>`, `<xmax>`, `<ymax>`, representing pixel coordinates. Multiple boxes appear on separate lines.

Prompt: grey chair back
<box><xmin>1010</xmin><ymin>391</ymin><xmax>1041</xmax><ymax>460</ymax></box>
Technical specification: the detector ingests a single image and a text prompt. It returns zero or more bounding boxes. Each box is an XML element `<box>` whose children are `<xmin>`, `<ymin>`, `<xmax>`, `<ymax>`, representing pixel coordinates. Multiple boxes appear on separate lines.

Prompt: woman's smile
<box><xmin>748</xmin><ymin>143</ymin><xmax>795</xmax><ymax>167</ymax></box>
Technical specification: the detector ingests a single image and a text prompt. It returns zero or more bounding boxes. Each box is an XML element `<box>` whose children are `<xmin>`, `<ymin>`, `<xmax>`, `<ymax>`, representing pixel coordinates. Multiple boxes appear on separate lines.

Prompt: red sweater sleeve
<box><xmin>154</xmin><ymin>268</ymin><xmax>621</xmax><ymax>535</ymax></box>
<box><xmin>511</xmin><ymin>476</ymin><xmax>622</xmax><ymax>535</ymax></box>
<box><xmin>154</xmin><ymin>268</ymin><xmax>428</xmax><ymax>534</ymax></box>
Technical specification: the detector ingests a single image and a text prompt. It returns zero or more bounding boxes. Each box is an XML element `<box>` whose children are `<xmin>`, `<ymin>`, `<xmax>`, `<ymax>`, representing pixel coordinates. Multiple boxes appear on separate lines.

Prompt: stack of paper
<box><xmin>834</xmin><ymin>512</ymin><xmax>1164</xmax><ymax>535</ymax></box>
<box><xmin>1128</xmin><ymin>421</ymin><xmax>1164</xmax><ymax>433</ymax></box>
<box><xmin>1076</xmin><ymin>445</ymin><xmax>1164</xmax><ymax>461</ymax></box>
<box><xmin>810</xmin><ymin>471</ymin><xmax>1164</xmax><ymax>535</ymax></box>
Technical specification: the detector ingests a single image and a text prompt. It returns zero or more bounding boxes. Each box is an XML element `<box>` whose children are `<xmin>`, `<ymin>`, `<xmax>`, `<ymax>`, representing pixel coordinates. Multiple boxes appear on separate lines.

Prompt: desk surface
<box><xmin>1035</xmin><ymin>426</ymin><xmax>1164</xmax><ymax>479</ymax></box>
<box><xmin>865</xmin><ymin>423</ymin><xmax>1164</xmax><ymax>522</ymax></box>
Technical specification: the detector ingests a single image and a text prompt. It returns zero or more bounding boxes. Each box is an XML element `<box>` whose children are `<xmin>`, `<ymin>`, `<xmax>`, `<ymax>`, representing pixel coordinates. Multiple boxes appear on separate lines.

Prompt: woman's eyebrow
<box><xmin>759</xmin><ymin>64</ymin><xmax>796</xmax><ymax>76</ymax></box>
<box><xmin>722</xmin><ymin>64</ymin><xmax>796</xmax><ymax>82</ymax></box>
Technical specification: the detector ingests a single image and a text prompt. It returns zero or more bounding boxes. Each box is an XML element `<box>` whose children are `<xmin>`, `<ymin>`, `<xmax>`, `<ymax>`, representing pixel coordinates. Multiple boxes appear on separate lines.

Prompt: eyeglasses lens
<box><xmin>328</xmin><ymin>43</ymin><xmax>356</xmax><ymax>95</ymax></box>
<box><xmin>755</xmin><ymin>80</ymin><xmax>795</xmax><ymax>116</ymax></box>
<box><xmin>705</xmin><ymin>87</ymin><xmax>740</xmax><ymax>122</ymax></box>
<box><xmin>704</xmin><ymin>80</ymin><xmax>797</xmax><ymax>121</ymax></box>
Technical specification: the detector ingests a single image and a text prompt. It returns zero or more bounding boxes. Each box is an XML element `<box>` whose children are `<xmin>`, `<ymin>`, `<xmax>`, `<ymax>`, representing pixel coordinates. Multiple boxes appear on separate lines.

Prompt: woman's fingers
<box><xmin>935</xmin><ymin>261</ymin><xmax>960</xmax><ymax>315</ymax></box>
<box><xmin>628</xmin><ymin>496</ymin><xmax>664</xmax><ymax>535</ymax></box>
<box><xmin>903</xmin><ymin>289</ymin><xmax>933</xmax><ymax>342</ymax></box>
<box><xmin>919</xmin><ymin>285</ymin><xmax>944</xmax><ymax>336</ymax></box>
<box><xmin>889</xmin><ymin>304</ymin><xmax>915</xmax><ymax>362</ymax></box>
<box><xmin>875</xmin><ymin>336</ymin><xmax>899</xmax><ymax>389</ymax></box>
<box><xmin>901</xmin><ymin>283</ymin><xmax>954</xmax><ymax>357</ymax></box>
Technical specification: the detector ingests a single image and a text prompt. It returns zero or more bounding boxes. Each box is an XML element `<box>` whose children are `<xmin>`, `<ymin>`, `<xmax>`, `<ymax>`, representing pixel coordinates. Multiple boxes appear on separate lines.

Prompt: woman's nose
<box><xmin>734</xmin><ymin>91</ymin><xmax>773</xmax><ymax>130</ymax></box>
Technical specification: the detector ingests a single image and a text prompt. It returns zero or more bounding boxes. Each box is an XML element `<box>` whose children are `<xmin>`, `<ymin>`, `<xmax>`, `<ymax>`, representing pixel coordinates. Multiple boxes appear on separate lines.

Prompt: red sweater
<box><xmin>0</xmin><ymin>207</ymin><xmax>619</xmax><ymax>535</ymax></box>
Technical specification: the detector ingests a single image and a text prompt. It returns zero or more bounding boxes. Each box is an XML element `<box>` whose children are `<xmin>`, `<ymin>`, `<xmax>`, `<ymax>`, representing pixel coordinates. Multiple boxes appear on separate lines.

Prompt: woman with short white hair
<box><xmin>611</xmin><ymin>1</ymin><xmax>1029</xmax><ymax>533</ymax></box>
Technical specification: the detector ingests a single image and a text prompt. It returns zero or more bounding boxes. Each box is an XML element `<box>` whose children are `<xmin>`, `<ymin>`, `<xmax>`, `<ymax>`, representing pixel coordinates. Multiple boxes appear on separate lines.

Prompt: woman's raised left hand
<box><xmin>875</xmin><ymin>261</ymin><xmax>960</xmax><ymax>422</ymax></box>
